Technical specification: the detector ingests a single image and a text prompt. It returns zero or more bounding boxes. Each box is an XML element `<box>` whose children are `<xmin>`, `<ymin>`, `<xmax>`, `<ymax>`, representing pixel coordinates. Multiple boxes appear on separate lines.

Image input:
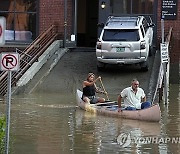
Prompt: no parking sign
<box><xmin>0</xmin><ymin>53</ymin><xmax>20</xmax><ymax>71</ymax></box>
<box><xmin>0</xmin><ymin>52</ymin><xmax>19</xmax><ymax>154</ymax></box>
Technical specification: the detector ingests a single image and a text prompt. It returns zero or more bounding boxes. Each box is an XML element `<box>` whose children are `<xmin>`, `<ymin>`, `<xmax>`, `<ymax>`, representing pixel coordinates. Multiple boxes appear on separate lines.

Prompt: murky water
<box><xmin>0</xmin><ymin>84</ymin><xmax>179</xmax><ymax>154</ymax></box>
<box><xmin>0</xmin><ymin>51</ymin><xmax>179</xmax><ymax>153</ymax></box>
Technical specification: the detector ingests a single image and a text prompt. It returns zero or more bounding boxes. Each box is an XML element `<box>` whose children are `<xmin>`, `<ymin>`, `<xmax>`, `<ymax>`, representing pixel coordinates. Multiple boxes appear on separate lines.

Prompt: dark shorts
<box><xmin>89</xmin><ymin>96</ymin><xmax>98</xmax><ymax>104</ymax></box>
<box><xmin>83</xmin><ymin>95</ymin><xmax>98</xmax><ymax>104</ymax></box>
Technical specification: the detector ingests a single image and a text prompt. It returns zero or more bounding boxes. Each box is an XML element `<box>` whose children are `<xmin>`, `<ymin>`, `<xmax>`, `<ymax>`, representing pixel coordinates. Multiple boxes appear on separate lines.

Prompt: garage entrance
<box><xmin>77</xmin><ymin>0</ymin><xmax>99</xmax><ymax>47</ymax></box>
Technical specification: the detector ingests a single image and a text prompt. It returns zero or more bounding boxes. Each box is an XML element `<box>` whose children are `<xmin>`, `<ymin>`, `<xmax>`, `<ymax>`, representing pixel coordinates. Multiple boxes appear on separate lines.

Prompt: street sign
<box><xmin>0</xmin><ymin>52</ymin><xmax>19</xmax><ymax>154</ymax></box>
<box><xmin>160</xmin><ymin>43</ymin><xmax>169</xmax><ymax>63</ymax></box>
<box><xmin>0</xmin><ymin>53</ymin><xmax>20</xmax><ymax>71</ymax></box>
<box><xmin>0</xmin><ymin>16</ymin><xmax>6</xmax><ymax>46</ymax></box>
<box><xmin>161</xmin><ymin>0</ymin><xmax>177</xmax><ymax>20</ymax></box>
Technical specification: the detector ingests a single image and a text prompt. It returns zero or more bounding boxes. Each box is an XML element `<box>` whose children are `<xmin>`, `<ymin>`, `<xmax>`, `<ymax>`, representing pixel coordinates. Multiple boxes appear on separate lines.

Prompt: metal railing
<box><xmin>0</xmin><ymin>25</ymin><xmax>58</xmax><ymax>96</ymax></box>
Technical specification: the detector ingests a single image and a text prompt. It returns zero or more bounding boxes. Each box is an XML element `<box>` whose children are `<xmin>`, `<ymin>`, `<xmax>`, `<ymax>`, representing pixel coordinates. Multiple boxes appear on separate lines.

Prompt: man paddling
<box><xmin>118</xmin><ymin>79</ymin><xmax>151</xmax><ymax>111</ymax></box>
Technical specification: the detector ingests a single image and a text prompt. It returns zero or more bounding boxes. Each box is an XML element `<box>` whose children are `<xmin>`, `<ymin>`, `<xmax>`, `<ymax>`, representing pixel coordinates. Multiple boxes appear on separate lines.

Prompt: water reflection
<box><xmin>74</xmin><ymin>109</ymin><xmax>161</xmax><ymax>153</ymax></box>
<box><xmin>158</xmin><ymin>84</ymin><xmax>180</xmax><ymax>154</ymax></box>
<box><xmin>9</xmin><ymin>93</ymin><xmax>77</xmax><ymax>154</ymax></box>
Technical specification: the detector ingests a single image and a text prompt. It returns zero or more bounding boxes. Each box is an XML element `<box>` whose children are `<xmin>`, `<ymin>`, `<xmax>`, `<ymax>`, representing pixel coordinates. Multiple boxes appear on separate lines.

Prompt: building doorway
<box><xmin>77</xmin><ymin>0</ymin><xmax>98</xmax><ymax>47</ymax></box>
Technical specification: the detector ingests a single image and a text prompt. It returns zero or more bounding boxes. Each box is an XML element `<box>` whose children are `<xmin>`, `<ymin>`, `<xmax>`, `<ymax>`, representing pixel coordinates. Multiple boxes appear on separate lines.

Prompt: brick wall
<box><xmin>39</xmin><ymin>0</ymin><xmax>72</xmax><ymax>40</ymax></box>
<box><xmin>157</xmin><ymin>0</ymin><xmax>180</xmax><ymax>63</ymax></box>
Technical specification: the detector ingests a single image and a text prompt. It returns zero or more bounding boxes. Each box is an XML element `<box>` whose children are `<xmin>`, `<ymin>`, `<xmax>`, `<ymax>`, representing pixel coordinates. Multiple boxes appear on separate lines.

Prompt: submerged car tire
<box><xmin>97</xmin><ymin>61</ymin><xmax>105</xmax><ymax>71</ymax></box>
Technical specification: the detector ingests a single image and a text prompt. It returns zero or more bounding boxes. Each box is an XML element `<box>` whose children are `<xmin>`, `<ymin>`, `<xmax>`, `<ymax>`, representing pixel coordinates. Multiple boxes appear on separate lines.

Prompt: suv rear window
<box><xmin>102</xmin><ymin>29</ymin><xmax>140</xmax><ymax>41</ymax></box>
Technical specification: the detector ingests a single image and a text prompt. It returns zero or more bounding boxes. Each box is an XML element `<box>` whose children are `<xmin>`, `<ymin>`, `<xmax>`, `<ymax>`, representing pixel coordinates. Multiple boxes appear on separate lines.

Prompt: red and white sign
<box><xmin>0</xmin><ymin>16</ymin><xmax>6</xmax><ymax>46</ymax></box>
<box><xmin>0</xmin><ymin>53</ymin><xmax>19</xmax><ymax>71</ymax></box>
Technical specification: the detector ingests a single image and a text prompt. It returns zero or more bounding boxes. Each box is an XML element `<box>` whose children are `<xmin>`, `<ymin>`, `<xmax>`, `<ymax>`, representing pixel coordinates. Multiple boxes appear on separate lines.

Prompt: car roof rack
<box><xmin>106</xmin><ymin>16</ymin><xmax>142</xmax><ymax>27</ymax></box>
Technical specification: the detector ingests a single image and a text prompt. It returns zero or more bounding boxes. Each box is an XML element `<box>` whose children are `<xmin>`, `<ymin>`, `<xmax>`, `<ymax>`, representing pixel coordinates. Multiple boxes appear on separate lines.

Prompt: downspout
<box><xmin>64</xmin><ymin>0</ymin><xmax>67</xmax><ymax>47</ymax></box>
<box><xmin>74</xmin><ymin>0</ymin><xmax>77</xmax><ymax>46</ymax></box>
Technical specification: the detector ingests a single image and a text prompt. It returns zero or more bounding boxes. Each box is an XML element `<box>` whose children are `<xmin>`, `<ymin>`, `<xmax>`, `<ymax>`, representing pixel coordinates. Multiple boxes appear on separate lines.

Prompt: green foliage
<box><xmin>0</xmin><ymin>116</ymin><xmax>5</xmax><ymax>153</ymax></box>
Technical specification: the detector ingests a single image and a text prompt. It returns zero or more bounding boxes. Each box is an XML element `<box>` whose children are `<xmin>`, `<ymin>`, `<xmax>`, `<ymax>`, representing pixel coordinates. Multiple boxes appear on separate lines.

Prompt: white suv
<box><xmin>96</xmin><ymin>16</ymin><xmax>154</xmax><ymax>71</ymax></box>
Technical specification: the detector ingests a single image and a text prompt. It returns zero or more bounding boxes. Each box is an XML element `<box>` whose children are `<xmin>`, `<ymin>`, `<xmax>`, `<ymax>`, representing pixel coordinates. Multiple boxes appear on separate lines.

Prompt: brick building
<box><xmin>0</xmin><ymin>0</ymin><xmax>179</xmax><ymax>82</ymax></box>
<box><xmin>157</xmin><ymin>0</ymin><xmax>179</xmax><ymax>61</ymax></box>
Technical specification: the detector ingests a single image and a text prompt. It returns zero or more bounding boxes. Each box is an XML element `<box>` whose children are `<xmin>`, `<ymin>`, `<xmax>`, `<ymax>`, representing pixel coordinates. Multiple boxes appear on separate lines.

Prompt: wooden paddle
<box><xmin>99</xmin><ymin>78</ymin><xmax>110</xmax><ymax>101</ymax></box>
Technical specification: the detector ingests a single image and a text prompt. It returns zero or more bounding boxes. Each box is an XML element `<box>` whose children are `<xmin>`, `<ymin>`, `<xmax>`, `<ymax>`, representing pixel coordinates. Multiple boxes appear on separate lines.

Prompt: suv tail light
<box><xmin>96</xmin><ymin>41</ymin><xmax>102</xmax><ymax>49</ymax></box>
<box><xmin>140</xmin><ymin>41</ymin><xmax>146</xmax><ymax>49</ymax></box>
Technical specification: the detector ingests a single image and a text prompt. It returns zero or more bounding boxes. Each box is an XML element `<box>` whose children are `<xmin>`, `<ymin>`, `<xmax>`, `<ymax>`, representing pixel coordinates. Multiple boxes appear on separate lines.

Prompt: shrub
<box><xmin>0</xmin><ymin>116</ymin><xmax>6</xmax><ymax>153</ymax></box>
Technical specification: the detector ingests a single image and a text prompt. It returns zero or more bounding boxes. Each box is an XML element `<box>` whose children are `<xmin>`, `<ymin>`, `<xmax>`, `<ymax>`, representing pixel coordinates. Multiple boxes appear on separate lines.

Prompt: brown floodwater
<box><xmin>0</xmin><ymin>51</ymin><xmax>179</xmax><ymax>153</ymax></box>
<box><xmin>0</xmin><ymin>84</ymin><xmax>178</xmax><ymax>154</ymax></box>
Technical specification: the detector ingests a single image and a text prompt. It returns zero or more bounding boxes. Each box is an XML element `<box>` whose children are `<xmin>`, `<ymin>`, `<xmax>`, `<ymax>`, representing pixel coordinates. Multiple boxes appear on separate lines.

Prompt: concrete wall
<box><xmin>16</xmin><ymin>40</ymin><xmax>67</xmax><ymax>87</ymax></box>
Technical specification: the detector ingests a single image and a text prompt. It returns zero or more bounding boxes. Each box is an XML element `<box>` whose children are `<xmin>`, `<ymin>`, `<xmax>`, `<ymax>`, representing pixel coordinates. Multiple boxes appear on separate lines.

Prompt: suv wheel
<box><xmin>140</xmin><ymin>61</ymin><xmax>149</xmax><ymax>72</ymax></box>
<box><xmin>97</xmin><ymin>61</ymin><xmax>105</xmax><ymax>71</ymax></box>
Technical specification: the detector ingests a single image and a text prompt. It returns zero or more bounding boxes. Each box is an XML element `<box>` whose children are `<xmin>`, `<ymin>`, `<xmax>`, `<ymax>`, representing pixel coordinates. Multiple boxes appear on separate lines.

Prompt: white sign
<box><xmin>71</xmin><ymin>34</ymin><xmax>75</xmax><ymax>41</ymax></box>
<box><xmin>160</xmin><ymin>43</ymin><xmax>169</xmax><ymax>63</ymax></box>
<box><xmin>0</xmin><ymin>53</ymin><xmax>20</xmax><ymax>71</ymax></box>
<box><xmin>0</xmin><ymin>16</ymin><xmax>6</xmax><ymax>46</ymax></box>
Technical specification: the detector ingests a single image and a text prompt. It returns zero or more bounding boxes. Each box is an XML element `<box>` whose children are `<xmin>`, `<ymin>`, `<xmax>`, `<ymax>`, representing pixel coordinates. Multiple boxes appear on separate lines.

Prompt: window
<box><xmin>0</xmin><ymin>0</ymin><xmax>37</xmax><ymax>42</ymax></box>
<box><xmin>111</xmin><ymin>0</ymin><xmax>131</xmax><ymax>15</ymax></box>
<box><xmin>142</xmin><ymin>19</ymin><xmax>148</xmax><ymax>33</ymax></box>
<box><xmin>111</xmin><ymin>0</ymin><xmax>154</xmax><ymax>15</ymax></box>
<box><xmin>102</xmin><ymin>29</ymin><xmax>140</xmax><ymax>41</ymax></box>
<box><xmin>132</xmin><ymin>0</ymin><xmax>153</xmax><ymax>14</ymax></box>
<box><xmin>140</xmin><ymin>26</ymin><xmax>145</xmax><ymax>37</ymax></box>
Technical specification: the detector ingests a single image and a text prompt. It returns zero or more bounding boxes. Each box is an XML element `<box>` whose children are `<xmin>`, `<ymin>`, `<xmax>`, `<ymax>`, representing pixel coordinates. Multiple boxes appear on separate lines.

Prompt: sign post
<box><xmin>5</xmin><ymin>70</ymin><xmax>11</xmax><ymax>154</ymax></box>
<box><xmin>0</xmin><ymin>53</ymin><xmax>19</xmax><ymax>154</ymax></box>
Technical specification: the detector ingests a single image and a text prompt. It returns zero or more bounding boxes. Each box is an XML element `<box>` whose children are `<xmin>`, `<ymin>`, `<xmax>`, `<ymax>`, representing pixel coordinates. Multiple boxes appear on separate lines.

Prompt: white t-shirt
<box><xmin>120</xmin><ymin>87</ymin><xmax>145</xmax><ymax>109</ymax></box>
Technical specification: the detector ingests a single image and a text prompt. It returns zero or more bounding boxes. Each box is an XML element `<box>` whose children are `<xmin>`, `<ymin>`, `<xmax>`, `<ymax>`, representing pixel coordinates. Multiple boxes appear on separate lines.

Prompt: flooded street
<box><xmin>0</xmin><ymin>51</ymin><xmax>179</xmax><ymax>153</ymax></box>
